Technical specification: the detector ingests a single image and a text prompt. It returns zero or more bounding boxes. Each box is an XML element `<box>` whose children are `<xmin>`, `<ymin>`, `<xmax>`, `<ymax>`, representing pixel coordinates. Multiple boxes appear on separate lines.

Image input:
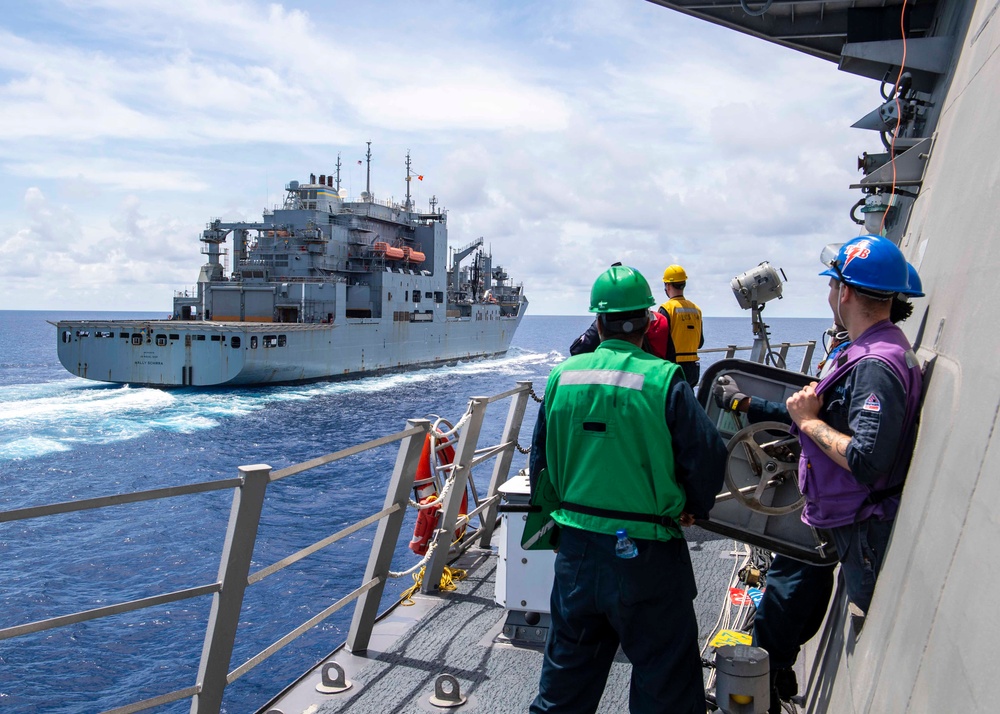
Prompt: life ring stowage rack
<box><xmin>408</xmin><ymin>428</ymin><xmax>469</xmax><ymax>556</ymax></box>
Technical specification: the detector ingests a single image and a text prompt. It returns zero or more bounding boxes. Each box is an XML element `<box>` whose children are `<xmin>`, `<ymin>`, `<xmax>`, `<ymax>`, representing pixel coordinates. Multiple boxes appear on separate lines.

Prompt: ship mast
<box><xmin>335</xmin><ymin>153</ymin><xmax>342</xmax><ymax>193</ymax></box>
<box><xmin>404</xmin><ymin>151</ymin><xmax>413</xmax><ymax>211</ymax></box>
<box><xmin>365</xmin><ymin>141</ymin><xmax>372</xmax><ymax>201</ymax></box>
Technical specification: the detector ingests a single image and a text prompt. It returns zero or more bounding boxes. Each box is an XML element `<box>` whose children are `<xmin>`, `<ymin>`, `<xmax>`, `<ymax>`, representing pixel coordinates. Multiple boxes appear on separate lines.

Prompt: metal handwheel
<box><xmin>724</xmin><ymin>421</ymin><xmax>805</xmax><ymax>516</ymax></box>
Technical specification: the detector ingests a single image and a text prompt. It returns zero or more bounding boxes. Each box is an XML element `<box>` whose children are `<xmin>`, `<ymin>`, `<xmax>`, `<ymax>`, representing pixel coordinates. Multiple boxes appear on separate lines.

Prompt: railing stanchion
<box><xmin>801</xmin><ymin>340</ymin><xmax>816</xmax><ymax>374</ymax></box>
<box><xmin>423</xmin><ymin>398</ymin><xmax>489</xmax><ymax>593</ymax></box>
<box><xmin>190</xmin><ymin>465</ymin><xmax>271</xmax><ymax>714</ymax></box>
<box><xmin>346</xmin><ymin>419</ymin><xmax>430</xmax><ymax>653</ymax></box>
<box><xmin>478</xmin><ymin>383</ymin><xmax>531</xmax><ymax>547</ymax></box>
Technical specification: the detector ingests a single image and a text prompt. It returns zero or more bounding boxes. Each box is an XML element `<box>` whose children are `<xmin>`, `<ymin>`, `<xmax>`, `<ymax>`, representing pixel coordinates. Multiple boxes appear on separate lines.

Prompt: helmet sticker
<box><xmin>843</xmin><ymin>241</ymin><xmax>872</xmax><ymax>268</ymax></box>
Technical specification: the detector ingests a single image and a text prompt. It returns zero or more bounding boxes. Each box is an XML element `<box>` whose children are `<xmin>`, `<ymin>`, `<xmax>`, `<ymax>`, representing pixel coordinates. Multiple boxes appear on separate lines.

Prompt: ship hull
<box><xmin>56</xmin><ymin>304</ymin><xmax>525</xmax><ymax>387</ymax></box>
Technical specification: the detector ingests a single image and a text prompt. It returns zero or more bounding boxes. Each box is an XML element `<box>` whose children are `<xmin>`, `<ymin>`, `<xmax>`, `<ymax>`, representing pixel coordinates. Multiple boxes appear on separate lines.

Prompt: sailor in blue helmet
<box><xmin>720</xmin><ymin>235</ymin><xmax>924</xmax><ymax>713</ymax></box>
<box><xmin>529</xmin><ymin>265</ymin><xmax>726</xmax><ymax>714</ymax></box>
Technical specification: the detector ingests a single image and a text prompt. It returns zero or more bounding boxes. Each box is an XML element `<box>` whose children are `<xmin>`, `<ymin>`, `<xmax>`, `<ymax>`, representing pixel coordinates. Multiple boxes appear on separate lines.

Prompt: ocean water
<box><xmin>0</xmin><ymin>310</ymin><xmax>830</xmax><ymax>713</ymax></box>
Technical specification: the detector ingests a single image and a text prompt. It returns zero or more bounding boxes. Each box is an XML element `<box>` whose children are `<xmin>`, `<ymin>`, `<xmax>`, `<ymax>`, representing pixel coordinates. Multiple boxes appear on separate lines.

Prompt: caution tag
<box><xmin>728</xmin><ymin>587</ymin><xmax>752</xmax><ymax>605</ymax></box>
<box><xmin>710</xmin><ymin>629</ymin><xmax>753</xmax><ymax>648</ymax></box>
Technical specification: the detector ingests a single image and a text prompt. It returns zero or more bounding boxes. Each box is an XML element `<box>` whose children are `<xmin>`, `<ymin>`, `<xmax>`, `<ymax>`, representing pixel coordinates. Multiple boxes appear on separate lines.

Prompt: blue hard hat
<box><xmin>901</xmin><ymin>262</ymin><xmax>924</xmax><ymax>297</ymax></box>
<box><xmin>819</xmin><ymin>235</ymin><xmax>910</xmax><ymax>294</ymax></box>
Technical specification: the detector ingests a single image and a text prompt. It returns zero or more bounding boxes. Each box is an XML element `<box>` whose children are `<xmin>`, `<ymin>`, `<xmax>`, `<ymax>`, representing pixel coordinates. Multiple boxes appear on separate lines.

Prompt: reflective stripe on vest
<box><xmin>557</xmin><ymin>369</ymin><xmax>645</xmax><ymax>391</ymax></box>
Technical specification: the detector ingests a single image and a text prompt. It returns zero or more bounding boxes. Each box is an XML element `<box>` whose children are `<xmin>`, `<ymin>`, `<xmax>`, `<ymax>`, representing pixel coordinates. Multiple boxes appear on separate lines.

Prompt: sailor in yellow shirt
<box><xmin>658</xmin><ymin>264</ymin><xmax>704</xmax><ymax>387</ymax></box>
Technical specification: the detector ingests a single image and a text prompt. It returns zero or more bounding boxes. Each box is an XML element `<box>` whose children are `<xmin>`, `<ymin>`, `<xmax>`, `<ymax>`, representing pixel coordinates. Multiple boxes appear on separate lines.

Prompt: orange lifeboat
<box><xmin>373</xmin><ymin>241</ymin><xmax>405</xmax><ymax>260</ymax></box>
<box><xmin>403</xmin><ymin>247</ymin><xmax>426</xmax><ymax>263</ymax></box>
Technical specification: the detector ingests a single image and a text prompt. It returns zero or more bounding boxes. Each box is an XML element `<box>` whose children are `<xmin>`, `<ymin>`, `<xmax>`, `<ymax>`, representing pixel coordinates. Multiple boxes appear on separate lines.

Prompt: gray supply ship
<box><xmin>54</xmin><ymin>151</ymin><xmax>527</xmax><ymax>387</ymax></box>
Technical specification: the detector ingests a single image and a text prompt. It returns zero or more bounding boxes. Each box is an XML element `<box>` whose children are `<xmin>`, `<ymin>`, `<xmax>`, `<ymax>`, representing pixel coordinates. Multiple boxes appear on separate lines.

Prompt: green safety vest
<box><xmin>543</xmin><ymin>339</ymin><xmax>686</xmax><ymax>541</ymax></box>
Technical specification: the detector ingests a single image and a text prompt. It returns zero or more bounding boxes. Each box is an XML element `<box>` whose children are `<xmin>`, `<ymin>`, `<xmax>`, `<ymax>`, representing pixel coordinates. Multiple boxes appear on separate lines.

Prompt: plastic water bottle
<box><xmin>615</xmin><ymin>529</ymin><xmax>638</xmax><ymax>559</ymax></box>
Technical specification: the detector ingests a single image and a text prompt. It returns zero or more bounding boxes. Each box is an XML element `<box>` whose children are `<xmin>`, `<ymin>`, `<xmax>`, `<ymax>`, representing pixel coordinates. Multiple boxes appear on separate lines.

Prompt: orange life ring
<box><xmin>409</xmin><ymin>431</ymin><xmax>468</xmax><ymax>555</ymax></box>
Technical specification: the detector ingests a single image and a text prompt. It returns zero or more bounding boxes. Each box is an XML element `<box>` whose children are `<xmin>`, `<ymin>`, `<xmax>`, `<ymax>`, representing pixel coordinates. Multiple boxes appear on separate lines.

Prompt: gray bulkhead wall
<box><xmin>808</xmin><ymin>2</ymin><xmax>1000</xmax><ymax>712</ymax></box>
<box><xmin>412</xmin><ymin>223</ymin><xmax>443</xmax><ymax>275</ymax></box>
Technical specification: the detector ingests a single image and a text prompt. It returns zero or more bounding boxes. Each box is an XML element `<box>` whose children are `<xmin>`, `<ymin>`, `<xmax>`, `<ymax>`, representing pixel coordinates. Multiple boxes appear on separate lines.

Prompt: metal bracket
<box><xmin>840</xmin><ymin>37</ymin><xmax>954</xmax><ymax>89</ymax></box>
<box><xmin>851</xmin><ymin>136</ymin><xmax>934</xmax><ymax>189</ymax></box>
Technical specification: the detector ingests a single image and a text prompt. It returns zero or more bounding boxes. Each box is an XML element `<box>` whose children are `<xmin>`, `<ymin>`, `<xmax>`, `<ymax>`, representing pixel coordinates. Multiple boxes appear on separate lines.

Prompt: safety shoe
<box><xmin>773</xmin><ymin>668</ymin><xmax>798</xmax><ymax>700</ymax></box>
<box><xmin>768</xmin><ymin>668</ymin><xmax>797</xmax><ymax>713</ymax></box>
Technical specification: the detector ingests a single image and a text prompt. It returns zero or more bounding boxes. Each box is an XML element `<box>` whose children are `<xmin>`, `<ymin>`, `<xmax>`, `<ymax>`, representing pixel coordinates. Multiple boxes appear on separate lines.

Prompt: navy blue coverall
<box><xmin>528</xmin><ymin>371</ymin><xmax>726</xmax><ymax>714</ymax></box>
<box><xmin>751</xmin><ymin>358</ymin><xmax>910</xmax><ymax>673</ymax></box>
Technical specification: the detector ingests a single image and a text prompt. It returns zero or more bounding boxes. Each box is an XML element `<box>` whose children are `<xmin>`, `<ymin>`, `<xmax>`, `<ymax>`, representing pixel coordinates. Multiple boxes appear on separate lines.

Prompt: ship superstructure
<box><xmin>55</xmin><ymin>152</ymin><xmax>527</xmax><ymax>387</ymax></box>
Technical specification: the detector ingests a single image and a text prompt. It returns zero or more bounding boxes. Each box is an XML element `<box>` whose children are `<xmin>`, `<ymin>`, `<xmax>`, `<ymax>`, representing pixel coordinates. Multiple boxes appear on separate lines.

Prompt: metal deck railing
<box><xmin>700</xmin><ymin>340</ymin><xmax>818</xmax><ymax>375</ymax></box>
<box><xmin>0</xmin><ymin>382</ymin><xmax>533</xmax><ymax>714</ymax></box>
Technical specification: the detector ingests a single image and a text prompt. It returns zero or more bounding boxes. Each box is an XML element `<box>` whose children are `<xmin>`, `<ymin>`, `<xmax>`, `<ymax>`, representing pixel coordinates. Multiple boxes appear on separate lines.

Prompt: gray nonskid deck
<box><xmin>272</xmin><ymin>526</ymin><xmax>743</xmax><ymax>714</ymax></box>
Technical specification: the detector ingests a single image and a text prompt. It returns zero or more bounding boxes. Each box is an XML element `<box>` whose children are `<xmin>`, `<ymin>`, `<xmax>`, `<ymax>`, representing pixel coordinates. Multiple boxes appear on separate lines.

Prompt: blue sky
<box><xmin>0</xmin><ymin>0</ymin><xmax>882</xmax><ymax>316</ymax></box>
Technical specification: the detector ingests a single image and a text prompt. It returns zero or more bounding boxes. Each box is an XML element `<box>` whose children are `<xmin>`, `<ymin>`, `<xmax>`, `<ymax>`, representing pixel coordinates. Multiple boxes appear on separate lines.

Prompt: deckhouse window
<box><xmin>231</xmin><ymin>336</ymin><xmax>242</xmax><ymax>348</ymax></box>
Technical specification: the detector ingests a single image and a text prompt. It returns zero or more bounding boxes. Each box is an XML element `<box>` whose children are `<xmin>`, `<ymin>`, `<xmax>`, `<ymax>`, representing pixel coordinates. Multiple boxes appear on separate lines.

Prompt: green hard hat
<box><xmin>589</xmin><ymin>265</ymin><xmax>655</xmax><ymax>313</ymax></box>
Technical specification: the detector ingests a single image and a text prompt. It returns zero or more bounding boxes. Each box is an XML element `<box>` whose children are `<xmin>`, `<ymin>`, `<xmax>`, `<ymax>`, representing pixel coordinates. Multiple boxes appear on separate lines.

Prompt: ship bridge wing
<box><xmin>645</xmin><ymin>0</ymin><xmax>938</xmax><ymax>65</ymax></box>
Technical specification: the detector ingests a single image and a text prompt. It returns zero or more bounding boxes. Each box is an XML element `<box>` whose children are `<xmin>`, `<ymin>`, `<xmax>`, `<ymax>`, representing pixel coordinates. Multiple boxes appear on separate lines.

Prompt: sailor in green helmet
<box><xmin>529</xmin><ymin>265</ymin><xmax>726</xmax><ymax>714</ymax></box>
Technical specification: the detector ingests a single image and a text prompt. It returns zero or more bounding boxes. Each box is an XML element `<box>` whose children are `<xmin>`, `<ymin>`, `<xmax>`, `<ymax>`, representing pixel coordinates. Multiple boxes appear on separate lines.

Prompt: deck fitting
<box><xmin>428</xmin><ymin>673</ymin><xmax>467</xmax><ymax>708</ymax></box>
<box><xmin>315</xmin><ymin>661</ymin><xmax>353</xmax><ymax>694</ymax></box>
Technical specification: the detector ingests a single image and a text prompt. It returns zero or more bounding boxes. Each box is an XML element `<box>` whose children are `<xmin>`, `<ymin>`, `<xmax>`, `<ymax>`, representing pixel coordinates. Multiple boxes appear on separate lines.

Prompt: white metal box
<box><xmin>495</xmin><ymin>473</ymin><xmax>556</xmax><ymax>614</ymax></box>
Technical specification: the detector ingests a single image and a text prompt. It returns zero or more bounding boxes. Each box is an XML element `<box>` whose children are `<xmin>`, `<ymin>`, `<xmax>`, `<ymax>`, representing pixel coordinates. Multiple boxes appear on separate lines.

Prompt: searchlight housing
<box><xmin>731</xmin><ymin>262</ymin><xmax>785</xmax><ymax>310</ymax></box>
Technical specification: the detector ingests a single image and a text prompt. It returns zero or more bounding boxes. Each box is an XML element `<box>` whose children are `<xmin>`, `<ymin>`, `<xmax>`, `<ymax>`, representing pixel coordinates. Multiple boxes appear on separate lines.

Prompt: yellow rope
<box><xmin>399</xmin><ymin>565</ymin><xmax>468</xmax><ymax>606</ymax></box>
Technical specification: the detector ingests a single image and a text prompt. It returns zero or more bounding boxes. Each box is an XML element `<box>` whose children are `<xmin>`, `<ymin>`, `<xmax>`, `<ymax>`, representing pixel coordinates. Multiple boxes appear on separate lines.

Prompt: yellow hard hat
<box><xmin>663</xmin><ymin>264</ymin><xmax>687</xmax><ymax>283</ymax></box>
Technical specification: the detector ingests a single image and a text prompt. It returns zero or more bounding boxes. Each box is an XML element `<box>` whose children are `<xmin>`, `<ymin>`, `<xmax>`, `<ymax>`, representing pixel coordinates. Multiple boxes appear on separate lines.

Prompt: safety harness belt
<box><xmin>559</xmin><ymin>501</ymin><xmax>679</xmax><ymax>530</ymax></box>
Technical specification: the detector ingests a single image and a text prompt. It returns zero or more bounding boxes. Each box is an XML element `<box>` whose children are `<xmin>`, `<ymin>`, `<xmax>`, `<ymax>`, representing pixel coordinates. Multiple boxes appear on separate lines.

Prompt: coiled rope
<box><xmin>398</xmin><ymin>563</ymin><xmax>468</xmax><ymax>606</ymax></box>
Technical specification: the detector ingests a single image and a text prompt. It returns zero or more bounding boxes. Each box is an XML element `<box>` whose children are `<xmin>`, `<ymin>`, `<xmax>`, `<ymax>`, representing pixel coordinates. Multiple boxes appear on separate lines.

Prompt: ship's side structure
<box><xmin>55</xmin><ymin>171</ymin><xmax>527</xmax><ymax>386</ymax></box>
<box><xmin>645</xmin><ymin>0</ymin><xmax>999</xmax><ymax>712</ymax></box>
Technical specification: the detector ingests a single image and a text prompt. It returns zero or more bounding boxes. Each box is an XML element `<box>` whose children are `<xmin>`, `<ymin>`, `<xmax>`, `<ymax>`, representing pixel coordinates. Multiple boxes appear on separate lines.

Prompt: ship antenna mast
<box><xmin>404</xmin><ymin>150</ymin><xmax>413</xmax><ymax>210</ymax></box>
<box><xmin>335</xmin><ymin>153</ymin><xmax>342</xmax><ymax>192</ymax></box>
<box><xmin>365</xmin><ymin>141</ymin><xmax>372</xmax><ymax>201</ymax></box>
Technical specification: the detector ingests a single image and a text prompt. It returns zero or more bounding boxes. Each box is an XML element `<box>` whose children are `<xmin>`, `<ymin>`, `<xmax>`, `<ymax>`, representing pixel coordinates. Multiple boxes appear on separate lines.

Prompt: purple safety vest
<box><xmin>796</xmin><ymin>321</ymin><xmax>923</xmax><ymax>528</ymax></box>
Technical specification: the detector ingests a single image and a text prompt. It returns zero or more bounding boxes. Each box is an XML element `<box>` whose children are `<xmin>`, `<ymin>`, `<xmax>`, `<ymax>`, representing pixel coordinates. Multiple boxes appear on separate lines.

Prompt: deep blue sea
<box><xmin>0</xmin><ymin>311</ymin><xmax>829</xmax><ymax>713</ymax></box>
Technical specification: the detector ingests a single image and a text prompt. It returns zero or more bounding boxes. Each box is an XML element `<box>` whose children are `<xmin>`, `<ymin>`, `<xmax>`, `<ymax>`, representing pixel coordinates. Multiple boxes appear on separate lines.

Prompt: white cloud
<box><xmin>0</xmin><ymin>0</ymin><xmax>884</xmax><ymax>318</ymax></box>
